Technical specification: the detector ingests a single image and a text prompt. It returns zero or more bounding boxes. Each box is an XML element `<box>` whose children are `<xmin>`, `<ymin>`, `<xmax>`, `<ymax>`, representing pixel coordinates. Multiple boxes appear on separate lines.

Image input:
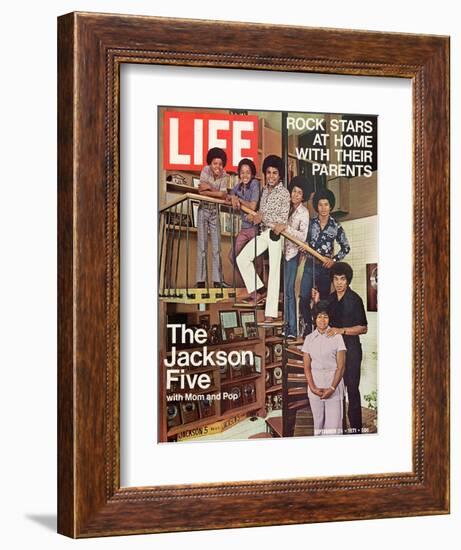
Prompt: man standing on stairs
<box><xmin>196</xmin><ymin>147</ymin><xmax>231</xmax><ymax>289</ymax></box>
<box><xmin>300</xmin><ymin>188</ymin><xmax>350</xmax><ymax>337</ymax></box>
<box><xmin>228</xmin><ymin>158</ymin><xmax>261</xmax><ymax>281</ymax></box>
<box><xmin>312</xmin><ymin>262</ymin><xmax>368</xmax><ymax>434</ymax></box>
<box><xmin>236</xmin><ymin>155</ymin><xmax>290</xmax><ymax>326</ymax></box>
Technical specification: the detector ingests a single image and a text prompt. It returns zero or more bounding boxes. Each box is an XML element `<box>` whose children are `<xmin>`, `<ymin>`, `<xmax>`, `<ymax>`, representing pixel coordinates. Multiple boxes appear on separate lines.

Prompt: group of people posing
<box><xmin>195</xmin><ymin>147</ymin><xmax>369</xmax><ymax>435</ymax></box>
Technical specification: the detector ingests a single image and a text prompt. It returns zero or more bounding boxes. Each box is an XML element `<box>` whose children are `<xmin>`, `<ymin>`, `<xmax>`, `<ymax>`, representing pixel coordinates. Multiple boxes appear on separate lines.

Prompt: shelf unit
<box><xmin>160</xmin><ymin>301</ymin><xmax>266</xmax><ymax>442</ymax></box>
<box><xmin>265</xmin><ymin>361</ymin><xmax>282</xmax><ymax>369</ymax></box>
<box><xmin>221</xmin><ymin>374</ymin><xmax>261</xmax><ymax>386</ymax></box>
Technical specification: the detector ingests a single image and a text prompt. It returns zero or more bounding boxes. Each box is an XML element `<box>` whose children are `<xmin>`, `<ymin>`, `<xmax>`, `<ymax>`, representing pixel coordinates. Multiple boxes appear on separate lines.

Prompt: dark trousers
<box><xmin>299</xmin><ymin>258</ymin><xmax>331</xmax><ymax>335</ymax></box>
<box><xmin>284</xmin><ymin>255</ymin><xmax>300</xmax><ymax>336</ymax></box>
<box><xmin>344</xmin><ymin>342</ymin><xmax>362</xmax><ymax>433</ymax></box>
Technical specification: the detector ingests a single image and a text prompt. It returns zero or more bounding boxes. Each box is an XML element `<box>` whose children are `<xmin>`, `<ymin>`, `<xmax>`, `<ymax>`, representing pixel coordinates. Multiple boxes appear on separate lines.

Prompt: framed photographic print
<box><xmin>58</xmin><ymin>11</ymin><xmax>449</xmax><ymax>538</ymax></box>
<box><xmin>219</xmin><ymin>310</ymin><xmax>239</xmax><ymax>342</ymax></box>
<box><xmin>366</xmin><ymin>263</ymin><xmax>378</xmax><ymax>312</ymax></box>
<box><xmin>199</xmin><ymin>314</ymin><xmax>210</xmax><ymax>331</ymax></box>
<box><xmin>245</xmin><ymin>322</ymin><xmax>259</xmax><ymax>340</ymax></box>
<box><xmin>240</xmin><ymin>311</ymin><xmax>257</xmax><ymax>338</ymax></box>
<box><xmin>254</xmin><ymin>354</ymin><xmax>262</xmax><ymax>374</ymax></box>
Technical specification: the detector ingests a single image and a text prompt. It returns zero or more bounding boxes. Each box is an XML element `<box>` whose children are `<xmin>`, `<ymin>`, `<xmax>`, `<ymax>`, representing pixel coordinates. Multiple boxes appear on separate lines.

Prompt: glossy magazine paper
<box><xmin>158</xmin><ymin>106</ymin><xmax>378</xmax><ymax>443</ymax></box>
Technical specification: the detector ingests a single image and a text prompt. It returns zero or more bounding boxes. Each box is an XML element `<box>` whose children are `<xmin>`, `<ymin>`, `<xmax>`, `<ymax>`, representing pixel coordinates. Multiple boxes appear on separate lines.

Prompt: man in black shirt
<box><xmin>312</xmin><ymin>262</ymin><xmax>368</xmax><ymax>433</ymax></box>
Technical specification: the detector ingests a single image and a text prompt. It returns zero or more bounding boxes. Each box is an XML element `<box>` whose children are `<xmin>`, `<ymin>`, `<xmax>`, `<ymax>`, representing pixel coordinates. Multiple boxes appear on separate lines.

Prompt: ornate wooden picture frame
<box><xmin>58</xmin><ymin>12</ymin><xmax>449</xmax><ymax>537</ymax></box>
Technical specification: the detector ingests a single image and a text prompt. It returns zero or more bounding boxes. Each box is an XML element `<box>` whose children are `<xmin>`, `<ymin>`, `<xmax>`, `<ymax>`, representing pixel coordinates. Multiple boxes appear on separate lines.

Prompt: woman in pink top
<box><xmin>302</xmin><ymin>301</ymin><xmax>346</xmax><ymax>435</ymax></box>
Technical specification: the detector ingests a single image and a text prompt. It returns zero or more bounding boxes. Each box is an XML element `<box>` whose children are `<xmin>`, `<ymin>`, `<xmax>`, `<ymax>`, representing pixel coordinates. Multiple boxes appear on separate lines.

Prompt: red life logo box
<box><xmin>163</xmin><ymin>111</ymin><xmax>259</xmax><ymax>172</ymax></box>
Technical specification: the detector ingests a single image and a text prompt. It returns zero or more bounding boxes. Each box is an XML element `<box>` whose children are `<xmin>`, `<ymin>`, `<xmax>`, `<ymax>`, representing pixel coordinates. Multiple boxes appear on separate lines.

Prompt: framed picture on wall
<box><xmin>240</xmin><ymin>311</ymin><xmax>257</xmax><ymax>338</ymax></box>
<box><xmin>367</xmin><ymin>263</ymin><xmax>378</xmax><ymax>312</ymax></box>
<box><xmin>58</xmin><ymin>12</ymin><xmax>449</xmax><ymax>538</ymax></box>
<box><xmin>219</xmin><ymin>310</ymin><xmax>239</xmax><ymax>342</ymax></box>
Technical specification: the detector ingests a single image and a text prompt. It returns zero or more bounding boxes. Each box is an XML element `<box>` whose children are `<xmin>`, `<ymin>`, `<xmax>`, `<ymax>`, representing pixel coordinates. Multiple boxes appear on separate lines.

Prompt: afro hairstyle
<box><xmin>262</xmin><ymin>154</ymin><xmax>284</xmax><ymax>179</ymax></box>
<box><xmin>288</xmin><ymin>176</ymin><xmax>314</xmax><ymax>201</ymax></box>
<box><xmin>313</xmin><ymin>300</ymin><xmax>330</xmax><ymax>319</ymax></box>
<box><xmin>330</xmin><ymin>261</ymin><xmax>353</xmax><ymax>284</ymax></box>
<box><xmin>313</xmin><ymin>188</ymin><xmax>336</xmax><ymax>212</ymax></box>
<box><xmin>237</xmin><ymin>158</ymin><xmax>257</xmax><ymax>179</ymax></box>
<box><xmin>206</xmin><ymin>147</ymin><xmax>227</xmax><ymax>167</ymax></box>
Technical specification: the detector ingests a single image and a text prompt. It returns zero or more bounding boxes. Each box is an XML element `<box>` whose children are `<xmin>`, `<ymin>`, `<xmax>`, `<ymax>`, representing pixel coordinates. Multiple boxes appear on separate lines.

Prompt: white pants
<box><xmin>308</xmin><ymin>394</ymin><xmax>344</xmax><ymax>435</ymax></box>
<box><xmin>236</xmin><ymin>228</ymin><xmax>282</xmax><ymax>318</ymax></box>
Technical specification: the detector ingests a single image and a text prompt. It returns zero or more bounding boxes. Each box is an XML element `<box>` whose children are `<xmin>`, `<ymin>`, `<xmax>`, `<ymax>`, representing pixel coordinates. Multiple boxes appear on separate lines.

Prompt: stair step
<box><xmin>159</xmin><ymin>287</ymin><xmax>242</xmax><ymax>304</ymax></box>
<box><xmin>288</xmin><ymin>378</ymin><xmax>307</xmax><ymax>388</ymax></box>
<box><xmin>287</xmin><ymin>384</ymin><xmax>307</xmax><ymax>391</ymax></box>
<box><xmin>265</xmin><ymin>416</ymin><xmax>283</xmax><ymax>437</ymax></box>
<box><xmin>293</xmin><ymin>409</ymin><xmax>315</xmax><ymax>437</ymax></box>
<box><xmin>266</xmin><ymin>361</ymin><xmax>283</xmax><ymax>369</ymax></box>
<box><xmin>288</xmin><ymin>387</ymin><xmax>307</xmax><ymax>396</ymax></box>
<box><xmin>249</xmin><ymin>432</ymin><xmax>274</xmax><ymax>439</ymax></box>
<box><xmin>287</xmin><ymin>374</ymin><xmax>306</xmax><ymax>381</ymax></box>
<box><xmin>287</xmin><ymin>361</ymin><xmax>304</xmax><ymax>369</ymax></box>
<box><xmin>288</xmin><ymin>398</ymin><xmax>309</xmax><ymax>410</ymax></box>
<box><xmin>286</xmin><ymin>347</ymin><xmax>303</xmax><ymax>358</ymax></box>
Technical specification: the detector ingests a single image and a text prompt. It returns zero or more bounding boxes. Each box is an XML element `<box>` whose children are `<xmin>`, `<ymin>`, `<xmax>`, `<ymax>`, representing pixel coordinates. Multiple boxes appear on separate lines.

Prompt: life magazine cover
<box><xmin>158</xmin><ymin>107</ymin><xmax>378</xmax><ymax>443</ymax></box>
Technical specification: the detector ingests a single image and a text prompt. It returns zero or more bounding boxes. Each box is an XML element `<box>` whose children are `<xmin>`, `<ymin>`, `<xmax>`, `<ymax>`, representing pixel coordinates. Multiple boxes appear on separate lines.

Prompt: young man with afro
<box><xmin>299</xmin><ymin>187</ymin><xmax>350</xmax><ymax>336</ymax></box>
<box><xmin>237</xmin><ymin>155</ymin><xmax>290</xmax><ymax>325</ymax></box>
<box><xmin>196</xmin><ymin>147</ymin><xmax>231</xmax><ymax>289</ymax></box>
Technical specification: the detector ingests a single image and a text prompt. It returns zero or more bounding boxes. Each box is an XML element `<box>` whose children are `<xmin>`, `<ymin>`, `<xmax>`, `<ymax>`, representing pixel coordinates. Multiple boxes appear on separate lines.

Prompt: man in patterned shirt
<box><xmin>237</xmin><ymin>155</ymin><xmax>290</xmax><ymax>325</ymax></box>
<box><xmin>300</xmin><ymin>188</ymin><xmax>350</xmax><ymax>336</ymax></box>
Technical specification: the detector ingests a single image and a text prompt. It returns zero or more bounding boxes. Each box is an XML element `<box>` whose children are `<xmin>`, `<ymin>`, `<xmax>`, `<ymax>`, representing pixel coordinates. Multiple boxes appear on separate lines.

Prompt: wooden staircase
<box><xmin>159</xmin><ymin>286</ymin><xmax>242</xmax><ymax>304</ymax></box>
<box><xmin>265</xmin><ymin>342</ymin><xmax>313</xmax><ymax>437</ymax></box>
